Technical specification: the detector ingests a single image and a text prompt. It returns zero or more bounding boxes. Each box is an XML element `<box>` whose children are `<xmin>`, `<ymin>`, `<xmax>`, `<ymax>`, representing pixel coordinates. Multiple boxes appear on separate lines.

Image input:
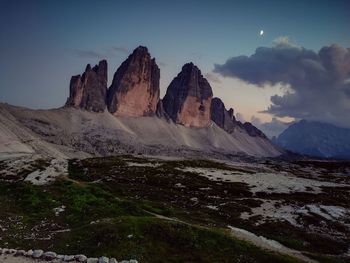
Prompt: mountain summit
<box><xmin>65</xmin><ymin>60</ymin><xmax>107</xmax><ymax>112</ymax></box>
<box><xmin>273</xmin><ymin>120</ymin><xmax>350</xmax><ymax>159</ymax></box>
<box><xmin>107</xmin><ymin>46</ymin><xmax>160</xmax><ymax>117</ymax></box>
<box><xmin>163</xmin><ymin>63</ymin><xmax>213</xmax><ymax>127</ymax></box>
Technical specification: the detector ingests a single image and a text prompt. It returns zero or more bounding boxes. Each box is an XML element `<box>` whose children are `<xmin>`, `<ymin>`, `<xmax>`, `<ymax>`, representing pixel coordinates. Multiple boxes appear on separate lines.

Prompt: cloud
<box><xmin>235</xmin><ymin>112</ymin><xmax>246</xmax><ymax>122</ymax></box>
<box><xmin>69</xmin><ymin>46</ymin><xmax>130</xmax><ymax>60</ymax></box>
<box><xmin>70</xmin><ymin>49</ymin><xmax>104</xmax><ymax>59</ymax></box>
<box><xmin>214</xmin><ymin>42</ymin><xmax>350</xmax><ymax>128</ymax></box>
<box><xmin>272</xmin><ymin>36</ymin><xmax>298</xmax><ymax>49</ymax></box>
<box><xmin>251</xmin><ymin>116</ymin><xmax>292</xmax><ymax>138</ymax></box>
<box><xmin>205</xmin><ymin>72</ymin><xmax>222</xmax><ymax>84</ymax></box>
<box><xmin>111</xmin><ymin>46</ymin><xmax>129</xmax><ymax>54</ymax></box>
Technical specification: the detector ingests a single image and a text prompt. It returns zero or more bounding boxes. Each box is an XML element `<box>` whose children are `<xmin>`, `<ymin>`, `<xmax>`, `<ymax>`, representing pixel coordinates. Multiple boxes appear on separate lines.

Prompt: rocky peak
<box><xmin>239</xmin><ymin>122</ymin><xmax>267</xmax><ymax>138</ymax></box>
<box><xmin>107</xmin><ymin>46</ymin><xmax>160</xmax><ymax>117</ymax></box>
<box><xmin>162</xmin><ymin>63</ymin><xmax>213</xmax><ymax>127</ymax></box>
<box><xmin>65</xmin><ymin>60</ymin><xmax>107</xmax><ymax>112</ymax></box>
<box><xmin>228</xmin><ymin>108</ymin><xmax>235</xmax><ymax>120</ymax></box>
<box><xmin>210</xmin><ymin>97</ymin><xmax>236</xmax><ymax>133</ymax></box>
<box><xmin>210</xmin><ymin>97</ymin><xmax>267</xmax><ymax>138</ymax></box>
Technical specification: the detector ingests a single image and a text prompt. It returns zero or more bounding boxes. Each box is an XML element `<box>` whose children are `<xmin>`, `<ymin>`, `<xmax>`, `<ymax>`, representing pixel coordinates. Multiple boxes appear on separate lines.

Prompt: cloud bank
<box><xmin>214</xmin><ymin>39</ymin><xmax>350</xmax><ymax>128</ymax></box>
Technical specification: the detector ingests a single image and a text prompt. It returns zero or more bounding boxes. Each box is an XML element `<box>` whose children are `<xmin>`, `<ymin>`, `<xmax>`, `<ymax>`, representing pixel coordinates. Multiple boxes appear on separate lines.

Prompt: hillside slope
<box><xmin>0</xmin><ymin>103</ymin><xmax>281</xmax><ymax>158</ymax></box>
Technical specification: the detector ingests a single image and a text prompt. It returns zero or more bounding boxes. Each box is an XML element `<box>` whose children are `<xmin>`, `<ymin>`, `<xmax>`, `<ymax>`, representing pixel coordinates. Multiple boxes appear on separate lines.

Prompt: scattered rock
<box><xmin>190</xmin><ymin>197</ymin><xmax>198</xmax><ymax>202</ymax></box>
<box><xmin>163</xmin><ymin>62</ymin><xmax>213</xmax><ymax>127</ymax></box>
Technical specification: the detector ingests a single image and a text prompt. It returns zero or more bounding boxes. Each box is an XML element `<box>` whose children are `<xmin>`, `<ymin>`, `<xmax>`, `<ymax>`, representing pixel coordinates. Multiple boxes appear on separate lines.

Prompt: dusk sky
<box><xmin>1</xmin><ymin>0</ymin><xmax>349</xmax><ymax>134</ymax></box>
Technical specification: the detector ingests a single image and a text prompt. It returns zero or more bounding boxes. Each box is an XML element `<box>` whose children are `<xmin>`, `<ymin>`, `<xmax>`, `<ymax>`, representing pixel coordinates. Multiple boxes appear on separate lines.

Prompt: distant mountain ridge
<box><xmin>273</xmin><ymin>120</ymin><xmax>350</xmax><ymax>159</ymax></box>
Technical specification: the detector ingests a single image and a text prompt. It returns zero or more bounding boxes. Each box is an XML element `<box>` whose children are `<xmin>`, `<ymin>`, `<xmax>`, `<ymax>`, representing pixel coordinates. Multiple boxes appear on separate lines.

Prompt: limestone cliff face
<box><xmin>210</xmin><ymin>97</ymin><xmax>267</xmax><ymax>138</ymax></box>
<box><xmin>65</xmin><ymin>60</ymin><xmax>107</xmax><ymax>112</ymax></box>
<box><xmin>210</xmin><ymin>97</ymin><xmax>236</xmax><ymax>133</ymax></box>
<box><xmin>107</xmin><ymin>46</ymin><xmax>160</xmax><ymax>117</ymax></box>
<box><xmin>162</xmin><ymin>63</ymin><xmax>213</xmax><ymax>127</ymax></box>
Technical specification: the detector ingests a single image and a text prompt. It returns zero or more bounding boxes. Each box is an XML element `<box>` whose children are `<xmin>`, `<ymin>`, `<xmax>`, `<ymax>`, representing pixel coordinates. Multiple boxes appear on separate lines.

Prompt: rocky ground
<box><xmin>0</xmin><ymin>154</ymin><xmax>349</xmax><ymax>263</ymax></box>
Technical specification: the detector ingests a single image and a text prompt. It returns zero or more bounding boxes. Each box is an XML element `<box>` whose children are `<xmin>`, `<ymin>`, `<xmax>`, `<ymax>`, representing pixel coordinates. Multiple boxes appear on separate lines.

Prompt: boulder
<box><xmin>87</xmin><ymin>258</ymin><xmax>99</xmax><ymax>263</ymax></box>
<box><xmin>43</xmin><ymin>251</ymin><xmax>57</xmax><ymax>260</ymax></box>
<box><xmin>109</xmin><ymin>258</ymin><xmax>118</xmax><ymax>263</ymax></box>
<box><xmin>26</xmin><ymin>250</ymin><xmax>33</xmax><ymax>257</ymax></box>
<box><xmin>75</xmin><ymin>254</ymin><xmax>88</xmax><ymax>262</ymax></box>
<box><xmin>98</xmin><ymin>256</ymin><xmax>109</xmax><ymax>263</ymax></box>
<box><xmin>32</xmin><ymin>249</ymin><xmax>43</xmax><ymax>258</ymax></box>
<box><xmin>63</xmin><ymin>255</ymin><xmax>75</xmax><ymax>261</ymax></box>
<box><xmin>15</xmin><ymin>250</ymin><xmax>26</xmax><ymax>257</ymax></box>
<box><xmin>107</xmin><ymin>46</ymin><xmax>160</xmax><ymax>117</ymax></box>
<box><xmin>163</xmin><ymin>63</ymin><xmax>213</xmax><ymax>127</ymax></box>
<box><xmin>65</xmin><ymin>60</ymin><xmax>108</xmax><ymax>112</ymax></box>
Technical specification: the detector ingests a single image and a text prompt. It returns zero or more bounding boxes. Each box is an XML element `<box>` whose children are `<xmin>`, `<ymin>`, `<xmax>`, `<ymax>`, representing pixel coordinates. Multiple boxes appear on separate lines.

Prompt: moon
<box><xmin>259</xmin><ymin>30</ymin><xmax>264</xmax><ymax>36</ymax></box>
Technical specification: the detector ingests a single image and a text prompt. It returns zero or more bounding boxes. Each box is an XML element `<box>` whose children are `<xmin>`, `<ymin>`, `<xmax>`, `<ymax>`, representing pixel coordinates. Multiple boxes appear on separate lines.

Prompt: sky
<box><xmin>0</xmin><ymin>0</ymin><xmax>349</xmax><ymax>136</ymax></box>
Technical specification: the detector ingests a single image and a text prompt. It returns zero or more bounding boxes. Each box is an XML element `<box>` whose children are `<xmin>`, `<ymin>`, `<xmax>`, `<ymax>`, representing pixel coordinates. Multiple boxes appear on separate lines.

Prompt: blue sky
<box><xmin>0</xmin><ymin>0</ymin><xmax>349</xmax><ymax>124</ymax></box>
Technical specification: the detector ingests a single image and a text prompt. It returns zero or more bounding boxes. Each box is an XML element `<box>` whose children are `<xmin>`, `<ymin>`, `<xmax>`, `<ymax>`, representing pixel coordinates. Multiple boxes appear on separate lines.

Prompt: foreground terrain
<box><xmin>0</xmin><ymin>154</ymin><xmax>349</xmax><ymax>263</ymax></box>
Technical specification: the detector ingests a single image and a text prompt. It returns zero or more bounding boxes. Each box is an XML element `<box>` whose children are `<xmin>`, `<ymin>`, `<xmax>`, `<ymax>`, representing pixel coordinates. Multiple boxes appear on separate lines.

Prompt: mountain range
<box><xmin>0</xmin><ymin>46</ymin><xmax>281</xmax><ymax>159</ymax></box>
<box><xmin>273</xmin><ymin>120</ymin><xmax>350</xmax><ymax>159</ymax></box>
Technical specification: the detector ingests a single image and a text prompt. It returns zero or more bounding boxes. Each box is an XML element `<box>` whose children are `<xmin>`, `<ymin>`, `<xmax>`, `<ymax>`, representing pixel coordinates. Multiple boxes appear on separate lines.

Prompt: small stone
<box><xmin>98</xmin><ymin>256</ymin><xmax>109</xmax><ymax>263</ymax></box>
<box><xmin>15</xmin><ymin>250</ymin><xmax>26</xmax><ymax>256</ymax></box>
<box><xmin>26</xmin><ymin>250</ymin><xmax>33</xmax><ymax>257</ymax></box>
<box><xmin>9</xmin><ymin>249</ymin><xmax>17</xmax><ymax>254</ymax></box>
<box><xmin>130</xmin><ymin>260</ymin><xmax>138</xmax><ymax>263</ymax></box>
<box><xmin>43</xmin><ymin>251</ymin><xmax>57</xmax><ymax>260</ymax></box>
<box><xmin>190</xmin><ymin>197</ymin><xmax>198</xmax><ymax>202</ymax></box>
<box><xmin>109</xmin><ymin>258</ymin><xmax>118</xmax><ymax>263</ymax></box>
<box><xmin>64</xmin><ymin>255</ymin><xmax>75</xmax><ymax>261</ymax></box>
<box><xmin>3</xmin><ymin>248</ymin><xmax>9</xmax><ymax>254</ymax></box>
<box><xmin>32</xmin><ymin>249</ymin><xmax>43</xmax><ymax>258</ymax></box>
<box><xmin>75</xmin><ymin>254</ymin><xmax>88</xmax><ymax>262</ymax></box>
<box><xmin>87</xmin><ymin>258</ymin><xmax>99</xmax><ymax>263</ymax></box>
<box><xmin>56</xmin><ymin>254</ymin><xmax>65</xmax><ymax>260</ymax></box>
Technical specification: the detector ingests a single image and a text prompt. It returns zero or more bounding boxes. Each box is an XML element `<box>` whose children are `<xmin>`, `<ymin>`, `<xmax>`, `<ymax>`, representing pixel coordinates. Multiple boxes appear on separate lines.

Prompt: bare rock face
<box><xmin>210</xmin><ymin>97</ymin><xmax>236</xmax><ymax>133</ymax></box>
<box><xmin>239</xmin><ymin>122</ymin><xmax>267</xmax><ymax>138</ymax></box>
<box><xmin>163</xmin><ymin>63</ymin><xmax>213</xmax><ymax>127</ymax></box>
<box><xmin>107</xmin><ymin>46</ymin><xmax>160</xmax><ymax>117</ymax></box>
<box><xmin>210</xmin><ymin>97</ymin><xmax>267</xmax><ymax>138</ymax></box>
<box><xmin>65</xmin><ymin>60</ymin><xmax>107</xmax><ymax>112</ymax></box>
